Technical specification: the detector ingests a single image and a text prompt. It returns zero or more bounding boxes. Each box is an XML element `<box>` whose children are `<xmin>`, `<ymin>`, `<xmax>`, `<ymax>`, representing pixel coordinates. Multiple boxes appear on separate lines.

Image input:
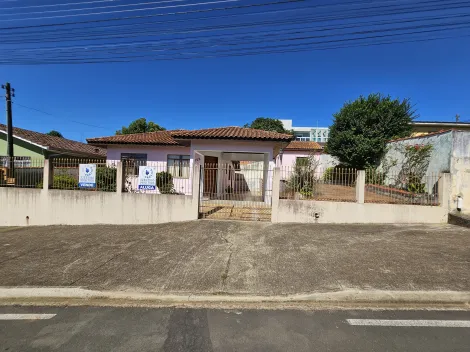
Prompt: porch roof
<box><xmin>87</xmin><ymin>126</ymin><xmax>293</xmax><ymax>146</ymax></box>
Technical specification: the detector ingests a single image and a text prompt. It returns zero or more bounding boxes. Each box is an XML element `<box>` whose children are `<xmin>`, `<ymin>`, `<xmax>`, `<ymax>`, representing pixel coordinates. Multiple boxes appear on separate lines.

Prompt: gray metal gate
<box><xmin>198</xmin><ymin>162</ymin><xmax>272</xmax><ymax>221</ymax></box>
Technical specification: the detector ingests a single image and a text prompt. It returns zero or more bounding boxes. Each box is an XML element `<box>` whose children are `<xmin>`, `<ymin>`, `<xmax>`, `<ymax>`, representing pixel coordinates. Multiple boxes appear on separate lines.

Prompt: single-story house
<box><xmin>0</xmin><ymin>123</ymin><xmax>106</xmax><ymax>164</ymax></box>
<box><xmin>87</xmin><ymin>126</ymin><xmax>293</xmax><ymax>199</ymax></box>
<box><xmin>276</xmin><ymin>140</ymin><xmax>338</xmax><ymax>171</ymax></box>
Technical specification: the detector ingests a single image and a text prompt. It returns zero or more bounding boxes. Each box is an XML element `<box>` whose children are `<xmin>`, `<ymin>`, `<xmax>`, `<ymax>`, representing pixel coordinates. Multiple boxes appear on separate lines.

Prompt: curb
<box><xmin>0</xmin><ymin>288</ymin><xmax>469</xmax><ymax>308</ymax></box>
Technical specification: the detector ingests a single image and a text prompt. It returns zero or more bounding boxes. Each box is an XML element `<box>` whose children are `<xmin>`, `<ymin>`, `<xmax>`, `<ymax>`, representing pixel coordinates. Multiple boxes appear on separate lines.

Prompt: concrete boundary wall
<box><xmin>273</xmin><ymin>199</ymin><xmax>449</xmax><ymax>224</ymax></box>
<box><xmin>0</xmin><ymin>163</ymin><xmax>201</xmax><ymax>226</ymax></box>
<box><xmin>0</xmin><ymin>188</ymin><xmax>198</xmax><ymax>226</ymax></box>
<box><xmin>271</xmin><ymin>168</ymin><xmax>451</xmax><ymax>224</ymax></box>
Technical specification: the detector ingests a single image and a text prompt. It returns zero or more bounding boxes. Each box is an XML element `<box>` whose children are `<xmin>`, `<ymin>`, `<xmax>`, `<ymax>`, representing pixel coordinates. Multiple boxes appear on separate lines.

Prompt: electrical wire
<box><xmin>13</xmin><ymin>102</ymin><xmax>108</xmax><ymax>129</ymax></box>
<box><xmin>0</xmin><ymin>0</ymin><xmax>242</xmax><ymax>22</ymax></box>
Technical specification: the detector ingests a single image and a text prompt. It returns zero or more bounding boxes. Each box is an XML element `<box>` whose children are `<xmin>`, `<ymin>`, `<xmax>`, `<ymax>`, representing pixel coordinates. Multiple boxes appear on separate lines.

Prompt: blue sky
<box><xmin>1</xmin><ymin>3</ymin><xmax>469</xmax><ymax>142</ymax></box>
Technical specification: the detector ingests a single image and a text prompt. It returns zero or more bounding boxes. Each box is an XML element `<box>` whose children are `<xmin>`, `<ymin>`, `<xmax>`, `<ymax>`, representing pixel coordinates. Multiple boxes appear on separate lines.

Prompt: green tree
<box><xmin>47</xmin><ymin>130</ymin><xmax>64</xmax><ymax>138</ymax></box>
<box><xmin>244</xmin><ymin>117</ymin><xmax>290</xmax><ymax>134</ymax></box>
<box><xmin>116</xmin><ymin>118</ymin><xmax>166</xmax><ymax>135</ymax></box>
<box><xmin>327</xmin><ymin>93</ymin><xmax>415</xmax><ymax>169</ymax></box>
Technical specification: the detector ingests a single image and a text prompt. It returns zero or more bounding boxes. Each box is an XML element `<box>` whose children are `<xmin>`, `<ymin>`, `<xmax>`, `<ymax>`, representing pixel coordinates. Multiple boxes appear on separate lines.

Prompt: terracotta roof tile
<box><xmin>0</xmin><ymin>124</ymin><xmax>105</xmax><ymax>157</ymax></box>
<box><xmin>87</xmin><ymin>131</ymin><xmax>180</xmax><ymax>145</ymax></box>
<box><xmin>284</xmin><ymin>141</ymin><xmax>323</xmax><ymax>150</ymax></box>
<box><xmin>170</xmin><ymin>127</ymin><xmax>293</xmax><ymax>141</ymax></box>
<box><xmin>88</xmin><ymin>126</ymin><xmax>293</xmax><ymax>145</ymax></box>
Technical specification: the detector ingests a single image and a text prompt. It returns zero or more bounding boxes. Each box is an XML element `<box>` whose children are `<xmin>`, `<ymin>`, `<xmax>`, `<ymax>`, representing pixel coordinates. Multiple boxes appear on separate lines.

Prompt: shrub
<box><xmin>96</xmin><ymin>167</ymin><xmax>117</xmax><ymax>192</ymax></box>
<box><xmin>365</xmin><ymin>168</ymin><xmax>385</xmax><ymax>185</ymax></box>
<box><xmin>156</xmin><ymin>171</ymin><xmax>174</xmax><ymax>194</ymax></box>
<box><xmin>37</xmin><ymin>174</ymin><xmax>78</xmax><ymax>189</ymax></box>
<box><xmin>407</xmin><ymin>173</ymin><xmax>426</xmax><ymax>194</ymax></box>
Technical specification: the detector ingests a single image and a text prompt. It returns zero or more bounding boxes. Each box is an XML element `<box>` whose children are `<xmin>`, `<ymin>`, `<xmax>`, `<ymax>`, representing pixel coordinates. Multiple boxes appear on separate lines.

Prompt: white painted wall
<box><xmin>274</xmin><ymin>199</ymin><xmax>448</xmax><ymax>224</ymax></box>
<box><xmin>0</xmin><ymin>188</ymin><xmax>197</xmax><ymax>226</ymax></box>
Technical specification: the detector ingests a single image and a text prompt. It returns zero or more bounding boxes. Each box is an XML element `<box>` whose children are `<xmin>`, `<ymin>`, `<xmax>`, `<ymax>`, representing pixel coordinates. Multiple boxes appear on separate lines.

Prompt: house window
<box><xmin>0</xmin><ymin>156</ymin><xmax>31</xmax><ymax>167</ymax></box>
<box><xmin>296</xmin><ymin>157</ymin><xmax>309</xmax><ymax>167</ymax></box>
<box><xmin>121</xmin><ymin>153</ymin><xmax>147</xmax><ymax>176</ymax></box>
<box><xmin>168</xmin><ymin>155</ymin><xmax>190</xmax><ymax>178</ymax></box>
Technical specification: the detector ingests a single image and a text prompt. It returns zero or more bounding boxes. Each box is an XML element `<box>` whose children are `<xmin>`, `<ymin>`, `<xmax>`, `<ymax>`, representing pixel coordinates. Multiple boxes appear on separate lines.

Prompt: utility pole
<box><xmin>1</xmin><ymin>82</ymin><xmax>15</xmax><ymax>178</ymax></box>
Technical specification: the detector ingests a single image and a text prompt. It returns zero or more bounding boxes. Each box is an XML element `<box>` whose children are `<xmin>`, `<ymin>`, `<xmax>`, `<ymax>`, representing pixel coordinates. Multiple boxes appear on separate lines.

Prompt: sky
<box><xmin>1</xmin><ymin>1</ymin><xmax>469</xmax><ymax>142</ymax></box>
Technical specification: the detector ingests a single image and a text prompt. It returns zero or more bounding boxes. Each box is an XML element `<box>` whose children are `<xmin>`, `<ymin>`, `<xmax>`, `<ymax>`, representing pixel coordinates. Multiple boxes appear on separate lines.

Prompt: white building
<box><xmin>280</xmin><ymin>119</ymin><xmax>330</xmax><ymax>143</ymax></box>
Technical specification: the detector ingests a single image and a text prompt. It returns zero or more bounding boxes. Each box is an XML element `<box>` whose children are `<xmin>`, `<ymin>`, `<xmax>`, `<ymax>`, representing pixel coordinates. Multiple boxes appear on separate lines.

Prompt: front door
<box><xmin>203</xmin><ymin>156</ymin><xmax>218</xmax><ymax>196</ymax></box>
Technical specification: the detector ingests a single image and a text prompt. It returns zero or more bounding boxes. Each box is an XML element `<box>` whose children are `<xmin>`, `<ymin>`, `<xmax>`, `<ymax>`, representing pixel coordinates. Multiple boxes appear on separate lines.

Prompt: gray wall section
<box><xmin>450</xmin><ymin>131</ymin><xmax>470</xmax><ymax>209</ymax></box>
<box><xmin>0</xmin><ymin>188</ymin><xmax>197</xmax><ymax>226</ymax></box>
<box><xmin>381</xmin><ymin>131</ymin><xmax>453</xmax><ymax>176</ymax></box>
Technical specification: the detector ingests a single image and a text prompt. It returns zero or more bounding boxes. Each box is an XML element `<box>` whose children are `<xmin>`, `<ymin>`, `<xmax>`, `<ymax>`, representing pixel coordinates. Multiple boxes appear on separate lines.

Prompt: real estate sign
<box><xmin>138</xmin><ymin>166</ymin><xmax>157</xmax><ymax>190</ymax></box>
<box><xmin>78</xmin><ymin>164</ymin><xmax>96</xmax><ymax>188</ymax></box>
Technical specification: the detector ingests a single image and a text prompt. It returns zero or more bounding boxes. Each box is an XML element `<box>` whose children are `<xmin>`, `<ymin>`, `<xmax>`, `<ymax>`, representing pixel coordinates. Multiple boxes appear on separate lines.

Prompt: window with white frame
<box><xmin>167</xmin><ymin>155</ymin><xmax>190</xmax><ymax>178</ymax></box>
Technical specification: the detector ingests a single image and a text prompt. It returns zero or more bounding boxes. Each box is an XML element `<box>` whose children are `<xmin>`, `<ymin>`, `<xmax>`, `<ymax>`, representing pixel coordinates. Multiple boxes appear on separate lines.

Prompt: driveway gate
<box><xmin>198</xmin><ymin>162</ymin><xmax>273</xmax><ymax>221</ymax></box>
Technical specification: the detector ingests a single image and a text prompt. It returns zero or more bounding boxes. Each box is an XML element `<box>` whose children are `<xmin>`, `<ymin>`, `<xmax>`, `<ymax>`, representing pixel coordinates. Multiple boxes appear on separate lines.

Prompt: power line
<box><xmin>3</xmin><ymin>25</ymin><xmax>468</xmax><ymax>64</ymax></box>
<box><xmin>13</xmin><ymin>102</ymin><xmax>108</xmax><ymax>129</ymax></box>
<box><xmin>5</xmin><ymin>17</ymin><xmax>468</xmax><ymax>54</ymax></box>
<box><xmin>0</xmin><ymin>0</ymin><xmax>242</xmax><ymax>22</ymax></box>
<box><xmin>0</xmin><ymin>0</ymin><xmax>191</xmax><ymax>16</ymax></box>
<box><xmin>0</xmin><ymin>0</ymin><xmax>120</xmax><ymax>11</ymax></box>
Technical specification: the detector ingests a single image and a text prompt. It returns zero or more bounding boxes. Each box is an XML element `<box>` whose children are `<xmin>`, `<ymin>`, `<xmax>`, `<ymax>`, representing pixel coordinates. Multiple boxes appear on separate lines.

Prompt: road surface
<box><xmin>1</xmin><ymin>306</ymin><xmax>469</xmax><ymax>351</ymax></box>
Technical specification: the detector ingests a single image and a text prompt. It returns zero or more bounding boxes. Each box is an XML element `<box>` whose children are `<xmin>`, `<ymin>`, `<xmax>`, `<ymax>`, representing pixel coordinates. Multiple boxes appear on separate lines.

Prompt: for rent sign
<box><xmin>138</xmin><ymin>166</ymin><xmax>157</xmax><ymax>190</ymax></box>
<box><xmin>78</xmin><ymin>164</ymin><xmax>96</xmax><ymax>188</ymax></box>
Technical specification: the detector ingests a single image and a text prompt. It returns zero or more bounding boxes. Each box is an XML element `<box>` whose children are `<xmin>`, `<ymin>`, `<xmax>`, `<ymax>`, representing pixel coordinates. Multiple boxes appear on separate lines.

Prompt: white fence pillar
<box><xmin>438</xmin><ymin>173</ymin><xmax>451</xmax><ymax>210</ymax></box>
<box><xmin>356</xmin><ymin>170</ymin><xmax>365</xmax><ymax>204</ymax></box>
<box><xmin>42</xmin><ymin>159</ymin><xmax>53</xmax><ymax>191</ymax></box>
<box><xmin>271</xmin><ymin>167</ymin><xmax>281</xmax><ymax>223</ymax></box>
<box><xmin>116</xmin><ymin>161</ymin><xmax>123</xmax><ymax>195</ymax></box>
<box><xmin>192</xmin><ymin>165</ymin><xmax>201</xmax><ymax>217</ymax></box>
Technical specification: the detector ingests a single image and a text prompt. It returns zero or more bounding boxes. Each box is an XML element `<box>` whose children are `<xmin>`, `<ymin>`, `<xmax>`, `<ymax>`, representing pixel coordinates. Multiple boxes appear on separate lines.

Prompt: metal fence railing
<box><xmin>365</xmin><ymin>169</ymin><xmax>440</xmax><ymax>206</ymax></box>
<box><xmin>123</xmin><ymin>160</ymin><xmax>192</xmax><ymax>195</ymax></box>
<box><xmin>280</xmin><ymin>166</ymin><xmax>357</xmax><ymax>202</ymax></box>
<box><xmin>51</xmin><ymin>159</ymin><xmax>116</xmax><ymax>192</ymax></box>
<box><xmin>0</xmin><ymin>157</ymin><xmax>44</xmax><ymax>188</ymax></box>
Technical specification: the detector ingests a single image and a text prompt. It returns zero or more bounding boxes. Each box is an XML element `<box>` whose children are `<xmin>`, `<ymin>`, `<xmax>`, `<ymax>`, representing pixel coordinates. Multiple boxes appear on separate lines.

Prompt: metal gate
<box><xmin>198</xmin><ymin>162</ymin><xmax>273</xmax><ymax>221</ymax></box>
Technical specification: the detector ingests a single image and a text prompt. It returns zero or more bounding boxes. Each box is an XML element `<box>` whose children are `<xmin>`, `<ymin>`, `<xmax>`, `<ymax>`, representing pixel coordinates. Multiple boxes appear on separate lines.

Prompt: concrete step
<box><xmin>448</xmin><ymin>211</ymin><xmax>470</xmax><ymax>228</ymax></box>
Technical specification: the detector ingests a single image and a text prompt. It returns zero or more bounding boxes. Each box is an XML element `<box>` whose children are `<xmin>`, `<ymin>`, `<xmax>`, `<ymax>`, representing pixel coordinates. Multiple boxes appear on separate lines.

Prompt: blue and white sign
<box><xmin>138</xmin><ymin>166</ymin><xmax>157</xmax><ymax>190</ymax></box>
<box><xmin>78</xmin><ymin>164</ymin><xmax>96</xmax><ymax>188</ymax></box>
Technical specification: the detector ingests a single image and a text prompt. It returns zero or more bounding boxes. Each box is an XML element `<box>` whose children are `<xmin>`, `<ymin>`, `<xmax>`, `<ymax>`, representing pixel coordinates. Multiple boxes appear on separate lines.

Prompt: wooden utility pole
<box><xmin>1</xmin><ymin>82</ymin><xmax>15</xmax><ymax>178</ymax></box>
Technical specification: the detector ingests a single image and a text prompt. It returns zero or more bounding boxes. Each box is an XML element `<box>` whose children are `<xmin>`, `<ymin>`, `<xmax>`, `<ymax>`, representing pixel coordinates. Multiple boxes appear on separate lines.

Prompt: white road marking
<box><xmin>347</xmin><ymin>319</ymin><xmax>470</xmax><ymax>327</ymax></box>
<box><xmin>0</xmin><ymin>314</ymin><xmax>56</xmax><ymax>320</ymax></box>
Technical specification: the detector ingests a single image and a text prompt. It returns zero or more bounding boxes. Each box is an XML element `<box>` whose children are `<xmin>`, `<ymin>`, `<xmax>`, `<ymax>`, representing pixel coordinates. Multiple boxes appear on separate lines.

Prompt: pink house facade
<box><xmin>88</xmin><ymin>127</ymin><xmax>292</xmax><ymax>201</ymax></box>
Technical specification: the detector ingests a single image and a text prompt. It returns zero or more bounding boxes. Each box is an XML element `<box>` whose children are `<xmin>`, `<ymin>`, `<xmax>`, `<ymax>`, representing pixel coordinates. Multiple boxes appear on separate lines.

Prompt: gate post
<box><xmin>192</xmin><ymin>165</ymin><xmax>201</xmax><ymax>219</ymax></box>
<box><xmin>271</xmin><ymin>167</ymin><xmax>281</xmax><ymax>223</ymax></box>
<box><xmin>116</xmin><ymin>161</ymin><xmax>123</xmax><ymax>195</ymax></box>
<box><xmin>356</xmin><ymin>170</ymin><xmax>365</xmax><ymax>204</ymax></box>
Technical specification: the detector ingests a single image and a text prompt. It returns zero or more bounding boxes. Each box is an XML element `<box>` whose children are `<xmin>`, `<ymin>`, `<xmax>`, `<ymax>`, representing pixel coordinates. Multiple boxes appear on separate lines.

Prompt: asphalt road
<box><xmin>1</xmin><ymin>306</ymin><xmax>469</xmax><ymax>351</ymax></box>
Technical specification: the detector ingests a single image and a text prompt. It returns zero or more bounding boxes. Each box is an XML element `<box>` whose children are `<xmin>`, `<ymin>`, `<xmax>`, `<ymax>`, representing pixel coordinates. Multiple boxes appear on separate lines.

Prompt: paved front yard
<box><xmin>0</xmin><ymin>221</ymin><xmax>469</xmax><ymax>295</ymax></box>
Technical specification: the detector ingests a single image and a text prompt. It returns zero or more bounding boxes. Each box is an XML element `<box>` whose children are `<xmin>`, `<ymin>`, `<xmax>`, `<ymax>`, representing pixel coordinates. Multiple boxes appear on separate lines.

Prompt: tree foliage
<box><xmin>47</xmin><ymin>130</ymin><xmax>64</xmax><ymax>138</ymax></box>
<box><xmin>116</xmin><ymin>118</ymin><xmax>166</xmax><ymax>135</ymax></box>
<box><xmin>244</xmin><ymin>117</ymin><xmax>290</xmax><ymax>134</ymax></box>
<box><xmin>326</xmin><ymin>93</ymin><xmax>415</xmax><ymax>169</ymax></box>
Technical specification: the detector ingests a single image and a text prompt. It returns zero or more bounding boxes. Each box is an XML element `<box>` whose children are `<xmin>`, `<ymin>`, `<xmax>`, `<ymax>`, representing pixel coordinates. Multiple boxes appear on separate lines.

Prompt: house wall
<box><xmin>0</xmin><ymin>188</ymin><xmax>197</xmax><ymax>226</ymax></box>
<box><xmin>106</xmin><ymin>145</ymin><xmax>192</xmax><ymax>195</ymax></box>
<box><xmin>0</xmin><ymin>135</ymin><xmax>45</xmax><ymax>159</ymax></box>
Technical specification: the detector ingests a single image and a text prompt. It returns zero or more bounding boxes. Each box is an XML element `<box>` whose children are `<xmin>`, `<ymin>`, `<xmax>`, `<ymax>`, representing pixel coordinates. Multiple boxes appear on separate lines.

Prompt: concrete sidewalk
<box><xmin>0</xmin><ymin>221</ymin><xmax>469</xmax><ymax>298</ymax></box>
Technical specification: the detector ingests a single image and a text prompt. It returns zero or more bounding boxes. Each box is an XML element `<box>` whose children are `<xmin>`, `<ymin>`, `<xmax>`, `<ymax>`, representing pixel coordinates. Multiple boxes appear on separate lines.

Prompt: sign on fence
<box><xmin>138</xmin><ymin>166</ymin><xmax>157</xmax><ymax>190</ymax></box>
<box><xmin>78</xmin><ymin>164</ymin><xmax>96</xmax><ymax>188</ymax></box>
